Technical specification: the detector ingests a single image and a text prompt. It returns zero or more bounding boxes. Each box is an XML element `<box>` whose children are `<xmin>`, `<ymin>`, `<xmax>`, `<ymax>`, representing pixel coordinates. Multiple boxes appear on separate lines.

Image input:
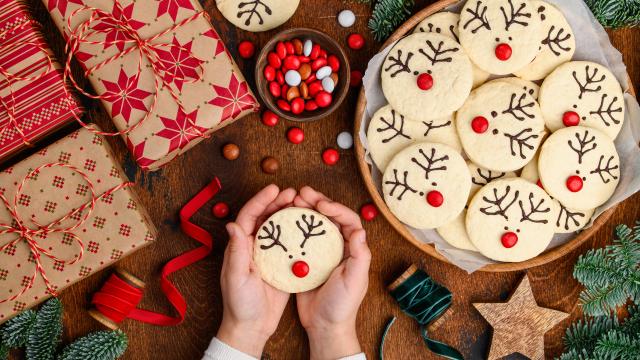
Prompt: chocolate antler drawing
<box><xmin>422</xmin><ymin>118</ymin><xmax>452</xmax><ymax>137</ymax></box>
<box><xmin>480</xmin><ymin>186</ymin><xmax>519</xmax><ymax>220</ymax></box>
<box><xmin>572</xmin><ymin>65</ymin><xmax>605</xmax><ymax>99</ymax></box>
<box><xmin>419</xmin><ymin>40</ymin><xmax>459</xmax><ymax>66</ymax></box>
<box><xmin>542</xmin><ymin>25</ymin><xmax>572</xmax><ymax>56</ymax></box>
<box><xmin>385</xmin><ymin>169</ymin><xmax>419</xmax><ymax>200</ymax></box>
<box><xmin>502</xmin><ymin>93</ymin><xmax>536</xmax><ymax>121</ymax></box>
<box><xmin>384</xmin><ymin>49</ymin><xmax>414</xmax><ymax>78</ymax></box>
<box><xmin>296</xmin><ymin>214</ymin><xmax>326</xmax><ymax>248</ymax></box>
<box><xmin>377</xmin><ymin>110</ymin><xmax>411</xmax><ymax>143</ymax></box>
<box><xmin>463</xmin><ymin>0</ymin><xmax>491</xmax><ymax>33</ymax></box>
<box><xmin>258</xmin><ymin>221</ymin><xmax>286</xmax><ymax>252</ymax></box>
<box><xmin>590</xmin><ymin>94</ymin><xmax>623</xmax><ymax>127</ymax></box>
<box><xmin>590</xmin><ymin>155</ymin><xmax>619</xmax><ymax>184</ymax></box>
<box><xmin>503</xmin><ymin>128</ymin><xmax>539</xmax><ymax>159</ymax></box>
<box><xmin>237</xmin><ymin>0</ymin><xmax>272</xmax><ymax>26</ymax></box>
<box><xmin>472</xmin><ymin>169</ymin><xmax>507</xmax><ymax>187</ymax></box>
<box><xmin>556</xmin><ymin>205</ymin><xmax>587</xmax><ymax>231</ymax></box>
<box><xmin>411</xmin><ymin>148</ymin><xmax>449</xmax><ymax>180</ymax></box>
<box><xmin>500</xmin><ymin>0</ymin><xmax>531</xmax><ymax>31</ymax></box>
<box><xmin>568</xmin><ymin>130</ymin><xmax>597</xmax><ymax>164</ymax></box>
<box><xmin>519</xmin><ymin>193</ymin><xmax>550</xmax><ymax>224</ymax></box>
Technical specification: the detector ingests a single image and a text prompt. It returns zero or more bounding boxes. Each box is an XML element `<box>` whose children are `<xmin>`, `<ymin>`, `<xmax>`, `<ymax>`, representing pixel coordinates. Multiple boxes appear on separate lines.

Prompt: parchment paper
<box><xmin>358</xmin><ymin>0</ymin><xmax>640</xmax><ymax>273</ymax></box>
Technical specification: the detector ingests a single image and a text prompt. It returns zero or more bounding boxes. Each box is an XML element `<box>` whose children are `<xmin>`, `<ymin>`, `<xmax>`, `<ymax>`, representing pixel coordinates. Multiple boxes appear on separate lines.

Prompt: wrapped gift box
<box><xmin>0</xmin><ymin>0</ymin><xmax>82</xmax><ymax>162</ymax></box>
<box><xmin>43</xmin><ymin>0</ymin><xmax>259</xmax><ymax>171</ymax></box>
<box><xmin>0</xmin><ymin>126</ymin><xmax>157</xmax><ymax>323</ymax></box>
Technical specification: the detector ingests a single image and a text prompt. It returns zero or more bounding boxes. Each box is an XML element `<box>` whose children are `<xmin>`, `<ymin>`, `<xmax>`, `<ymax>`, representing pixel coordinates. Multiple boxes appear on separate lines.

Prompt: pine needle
<box><xmin>58</xmin><ymin>330</ymin><xmax>128</xmax><ymax>360</ymax></box>
<box><xmin>0</xmin><ymin>310</ymin><xmax>37</xmax><ymax>347</ymax></box>
<box><xmin>368</xmin><ymin>0</ymin><xmax>414</xmax><ymax>41</ymax></box>
<box><xmin>26</xmin><ymin>298</ymin><xmax>63</xmax><ymax>360</ymax></box>
<box><xmin>584</xmin><ymin>0</ymin><xmax>640</xmax><ymax>28</ymax></box>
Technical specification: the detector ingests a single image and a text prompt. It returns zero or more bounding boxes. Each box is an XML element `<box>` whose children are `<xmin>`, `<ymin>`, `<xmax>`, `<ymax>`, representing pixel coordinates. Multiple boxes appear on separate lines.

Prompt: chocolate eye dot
<box><xmin>492</xmin><ymin>129</ymin><xmax>499</xmax><ymax>135</ymax></box>
<box><xmin>431</xmin><ymin>182</ymin><xmax>437</xmax><ymax>186</ymax></box>
<box><xmin>289</xmin><ymin>255</ymin><xmax>293</xmax><ymax>259</ymax></box>
<box><xmin>302</xmin><ymin>252</ymin><xmax>306</xmax><ymax>256</ymax></box>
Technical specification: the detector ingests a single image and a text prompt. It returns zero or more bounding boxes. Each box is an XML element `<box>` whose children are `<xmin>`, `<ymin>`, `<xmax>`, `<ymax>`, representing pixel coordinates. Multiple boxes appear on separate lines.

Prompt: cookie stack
<box><xmin>368</xmin><ymin>0</ymin><xmax>625</xmax><ymax>263</ymax></box>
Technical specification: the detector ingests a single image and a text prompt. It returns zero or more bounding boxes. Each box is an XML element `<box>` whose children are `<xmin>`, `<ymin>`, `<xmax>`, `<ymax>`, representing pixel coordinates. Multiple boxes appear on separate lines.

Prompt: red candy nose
<box><xmin>426</xmin><ymin>190</ymin><xmax>444</xmax><ymax>207</ymax></box>
<box><xmin>471</xmin><ymin>116</ymin><xmax>489</xmax><ymax>133</ymax></box>
<box><xmin>417</xmin><ymin>73</ymin><xmax>434</xmax><ymax>91</ymax></box>
<box><xmin>495</xmin><ymin>43</ymin><xmax>512</xmax><ymax>61</ymax></box>
<box><xmin>292</xmin><ymin>261</ymin><xmax>309</xmax><ymax>278</ymax></box>
<box><xmin>501</xmin><ymin>232</ymin><xmax>518</xmax><ymax>248</ymax></box>
<box><xmin>563</xmin><ymin>111</ymin><xmax>581</xmax><ymax>127</ymax></box>
<box><xmin>566</xmin><ymin>175</ymin><xmax>583</xmax><ymax>192</ymax></box>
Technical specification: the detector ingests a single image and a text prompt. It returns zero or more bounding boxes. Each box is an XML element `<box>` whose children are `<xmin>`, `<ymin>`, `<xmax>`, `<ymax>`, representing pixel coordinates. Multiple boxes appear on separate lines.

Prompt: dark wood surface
<box><xmin>6</xmin><ymin>0</ymin><xmax>639</xmax><ymax>359</ymax></box>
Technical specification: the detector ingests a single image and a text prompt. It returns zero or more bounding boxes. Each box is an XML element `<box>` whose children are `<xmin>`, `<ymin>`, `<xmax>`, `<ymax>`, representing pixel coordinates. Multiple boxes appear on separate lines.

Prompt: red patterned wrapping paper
<box><xmin>0</xmin><ymin>125</ymin><xmax>157</xmax><ymax>323</ymax></box>
<box><xmin>44</xmin><ymin>0</ymin><xmax>259</xmax><ymax>171</ymax></box>
<box><xmin>0</xmin><ymin>0</ymin><xmax>82</xmax><ymax>162</ymax></box>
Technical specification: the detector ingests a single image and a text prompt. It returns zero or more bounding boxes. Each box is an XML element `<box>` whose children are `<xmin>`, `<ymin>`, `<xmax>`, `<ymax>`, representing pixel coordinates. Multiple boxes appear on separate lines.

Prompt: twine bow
<box><xmin>0</xmin><ymin>163</ymin><xmax>132</xmax><ymax>303</ymax></box>
<box><xmin>63</xmin><ymin>0</ymin><xmax>210</xmax><ymax>139</ymax></box>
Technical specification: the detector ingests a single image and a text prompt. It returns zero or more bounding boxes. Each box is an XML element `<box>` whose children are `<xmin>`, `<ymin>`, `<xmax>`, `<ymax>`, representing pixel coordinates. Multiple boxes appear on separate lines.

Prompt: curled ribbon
<box><xmin>62</xmin><ymin>0</ymin><xmax>210</xmax><ymax>140</ymax></box>
<box><xmin>0</xmin><ymin>162</ymin><xmax>132</xmax><ymax>304</ymax></box>
<box><xmin>0</xmin><ymin>14</ymin><xmax>56</xmax><ymax>147</ymax></box>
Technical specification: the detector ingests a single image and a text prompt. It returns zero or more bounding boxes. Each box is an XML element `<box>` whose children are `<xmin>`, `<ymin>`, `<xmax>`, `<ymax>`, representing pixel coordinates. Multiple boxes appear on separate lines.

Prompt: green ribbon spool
<box><xmin>381</xmin><ymin>268</ymin><xmax>463</xmax><ymax>360</ymax></box>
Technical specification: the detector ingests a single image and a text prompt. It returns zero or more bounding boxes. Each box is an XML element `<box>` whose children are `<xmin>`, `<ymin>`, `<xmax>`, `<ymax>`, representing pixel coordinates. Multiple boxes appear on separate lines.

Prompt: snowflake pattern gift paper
<box><xmin>43</xmin><ymin>0</ymin><xmax>259</xmax><ymax>170</ymax></box>
<box><xmin>0</xmin><ymin>126</ymin><xmax>157</xmax><ymax>323</ymax></box>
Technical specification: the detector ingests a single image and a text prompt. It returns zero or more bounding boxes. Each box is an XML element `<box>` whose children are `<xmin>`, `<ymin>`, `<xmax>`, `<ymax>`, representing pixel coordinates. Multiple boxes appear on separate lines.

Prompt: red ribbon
<box><xmin>91</xmin><ymin>178</ymin><xmax>221</xmax><ymax>326</ymax></box>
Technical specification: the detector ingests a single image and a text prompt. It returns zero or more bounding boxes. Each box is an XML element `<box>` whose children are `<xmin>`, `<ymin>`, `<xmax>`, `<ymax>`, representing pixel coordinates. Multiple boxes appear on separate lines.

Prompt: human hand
<box><xmin>217</xmin><ymin>185</ymin><xmax>296</xmax><ymax>357</ymax></box>
<box><xmin>293</xmin><ymin>186</ymin><xmax>371</xmax><ymax>360</ymax></box>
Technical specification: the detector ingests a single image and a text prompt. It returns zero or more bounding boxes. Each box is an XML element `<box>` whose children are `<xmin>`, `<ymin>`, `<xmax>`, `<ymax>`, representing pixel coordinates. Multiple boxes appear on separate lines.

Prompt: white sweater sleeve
<box><xmin>202</xmin><ymin>337</ymin><xmax>366</xmax><ymax>360</ymax></box>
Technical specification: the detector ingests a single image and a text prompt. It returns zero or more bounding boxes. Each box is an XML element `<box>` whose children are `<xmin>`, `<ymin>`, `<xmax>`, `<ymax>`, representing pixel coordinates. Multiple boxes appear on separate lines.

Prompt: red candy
<box><xmin>276</xmin><ymin>42</ymin><xmax>287</xmax><ymax>59</ymax></box>
<box><xmin>284</xmin><ymin>55</ymin><xmax>301</xmax><ymax>70</ymax></box>
<box><xmin>309</xmin><ymin>81</ymin><xmax>324</xmax><ymax>97</ymax></box>
<box><xmin>322</xmin><ymin>148</ymin><xmax>340</xmax><ymax>165</ymax></box>
<box><xmin>563</xmin><ymin>111</ymin><xmax>581</xmax><ymax>127</ymax></box>
<box><xmin>305</xmin><ymin>100</ymin><xmax>319</xmax><ymax>111</ymax></box>
<box><xmin>501</xmin><ymin>232</ymin><xmax>518</xmax><ymax>248</ymax></box>
<box><xmin>268</xmin><ymin>81</ymin><xmax>281</xmax><ymax>97</ymax></box>
<box><xmin>261</xmin><ymin>110</ymin><xmax>279</xmax><ymax>127</ymax></box>
<box><xmin>315</xmin><ymin>91</ymin><xmax>332</xmax><ymax>108</ymax></box>
<box><xmin>285</xmin><ymin>42</ymin><xmax>295</xmax><ymax>55</ymax></box>
<box><xmin>291</xmin><ymin>98</ymin><xmax>305</xmax><ymax>115</ymax></box>
<box><xmin>426</xmin><ymin>190</ymin><xmax>444</xmax><ymax>207</ymax></box>
<box><xmin>264</xmin><ymin>65</ymin><xmax>276</xmax><ymax>81</ymax></box>
<box><xmin>328</xmin><ymin>55</ymin><xmax>340</xmax><ymax>72</ymax></box>
<box><xmin>347</xmin><ymin>33</ymin><xmax>365</xmax><ymax>50</ymax></box>
<box><xmin>310</xmin><ymin>44</ymin><xmax>321</xmax><ymax>59</ymax></box>
<box><xmin>495</xmin><ymin>43</ymin><xmax>512</xmax><ymax>61</ymax></box>
<box><xmin>287</xmin><ymin>127</ymin><xmax>304</xmax><ymax>143</ymax></box>
<box><xmin>276</xmin><ymin>70</ymin><xmax>285</xmax><ymax>85</ymax></box>
<box><xmin>305</xmin><ymin>73</ymin><xmax>317</xmax><ymax>84</ymax></box>
<box><xmin>311</xmin><ymin>58</ymin><xmax>327</xmax><ymax>71</ymax></box>
<box><xmin>299</xmin><ymin>56</ymin><xmax>311</xmax><ymax>63</ymax></box>
<box><xmin>319</xmin><ymin>49</ymin><xmax>328</xmax><ymax>59</ymax></box>
<box><xmin>350</xmin><ymin>70</ymin><xmax>363</xmax><ymax>87</ymax></box>
<box><xmin>277</xmin><ymin>99</ymin><xmax>291</xmax><ymax>112</ymax></box>
<box><xmin>292</xmin><ymin>261</ymin><xmax>309</xmax><ymax>278</ymax></box>
<box><xmin>268</xmin><ymin>52</ymin><xmax>282</xmax><ymax>68</ymax></box>
<box><xmin>471</xmin><ymin>116</ymin><xmax>489</xmax><ymax>134</ymax></box>
<box><xmin>417</xmin><ymin>73</ymin><xmax>433</xmax><ymax>91</ymax></box>
<box><xmin>360</xmin><ymin>203</ymin><xmax>378</xmax><ymax>221</ymax></box>
<box><xmin>238</xmin><ymin>41</ymin><xmax>255</xmax><ymax>59</ymax></box>
<box><xmin>212</xmin><ymin>202</ymin><xmax>230</xmax><ymax>218</ymax></box>
<box><xmin>566</xmin><ymin>175</ymin><xmax>583</xmax><ymax>192</ymax></box>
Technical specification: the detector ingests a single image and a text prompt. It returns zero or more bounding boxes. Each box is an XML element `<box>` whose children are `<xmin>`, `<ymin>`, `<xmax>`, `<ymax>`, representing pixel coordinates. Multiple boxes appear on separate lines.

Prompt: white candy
<box><xmin>316</xmin><ymin>66</ymin><xmax>332</xmax><ymax>80</ymax></box>
<box><xmin>303</xmin><ymin>40</ymin><xmax>313</xmax><ymax>57</ymax></box>
<box><xmin>338</xmin><ymin>10</ymin><xmax>356</xmax><ymax>28</ymax></box>
<box><xmin>285</xmin><ymin>70</ymin><xmax>301</xmax><ymax>86</ymax></box>
<box><xmin>322</xmin><ymin>77</ymin><xmax>335</xmax><ymax>93</ymax></box>
<box><xmin>337</xmin><ymin>132</ymin><xmax>353</xmax><ymax>150</ymax></box>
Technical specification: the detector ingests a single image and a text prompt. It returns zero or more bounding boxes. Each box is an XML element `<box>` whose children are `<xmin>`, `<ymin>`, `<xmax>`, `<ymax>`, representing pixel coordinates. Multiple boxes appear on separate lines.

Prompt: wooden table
<box><xmin>12</xmin><ymin>0</ymin><xmax>640</xmax><ymax>359</ymax></box>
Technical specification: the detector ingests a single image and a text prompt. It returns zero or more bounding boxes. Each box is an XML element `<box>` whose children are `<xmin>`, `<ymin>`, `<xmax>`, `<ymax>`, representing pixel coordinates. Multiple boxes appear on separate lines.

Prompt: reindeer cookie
<box><xmin>514</xmin><ymin>1</ymin><xmax>575</xmax><ymax>81</ymax></box>
<box><xmin>367</xmin><ymin>105</ymin><xmax>461</xmax><ymax>171</ymax></box>
<box><xmin>413</xmin><ymin>12</ymin><xmax>490</xmax><ymax>87</ymax></box>
<box><xmin>381</xmin><ymin>32</ymin><xmax>473</xmax><ymax>121</ymax></box>
<box><xmin>466</xmin><ymin>178</ymin><xmax>555</xmax><ymax>262</ymax></box>
<box><xmin>539</xmin><ymin>61</ymin><xmax>625</xmax><ymax>139</ymax></box>
<box><xmin>538</xmin><ymin>126</ymin><xmax>620</xmax><ymax>210</ymax></box>
<box><xmin>383</xmin><ymin>142</ymin><xmax>471</xmax><ymax>229</ymax></box>
<box><xmin>459</xmin><ymin>0</ymin><xmax>542</xmax><ymax>75</ymax></box>
<box><xmin>487</xmin><ymin>77</ymin><xmax>540</xmax><ymax>99</ymax></box>
<box><xmin>456</xmin><ymin>81</ymin><xmax>546</xmax><ymax>172</ymax></box>
<box><xmin>216</xmin><ymin>0</ymin><xmax>300</xmax><ymax>32</ymax></box>
<box><xmin>254</xmin><ymin>208</ymin><xmax>343</xmax><ymax>293</ymax></box>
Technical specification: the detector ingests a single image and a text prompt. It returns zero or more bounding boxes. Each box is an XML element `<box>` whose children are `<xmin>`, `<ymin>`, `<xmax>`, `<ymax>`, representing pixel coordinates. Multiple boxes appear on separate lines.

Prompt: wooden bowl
<box><xmin>255</xmin><ymin>28</ymin><xmax>350</xmax><ymax>122</ymax></box>
<box><xmin>353</xmin><ymin>0</ymin><xmax>635</xmax><ymax>272</ymax></box>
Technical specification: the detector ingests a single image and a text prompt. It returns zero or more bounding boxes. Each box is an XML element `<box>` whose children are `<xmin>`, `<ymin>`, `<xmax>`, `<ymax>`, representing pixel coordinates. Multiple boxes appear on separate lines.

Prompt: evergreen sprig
<box><xmin>26</xmin><ymin>298</ymin><xmax>64</xmax><ymax>360</ymax></box>
<box><xmin>585</xmin><ymin>0</ymin><xmax>640</xmax><ymax>28</ymax></box>
<box><xmin>366</xmin><ymin>0</ymin><xmax>415</xmax><ymax>41</ymax></box>
<box><xmin>1</xmin><ymin>309</ymin><xmax>37</xmax><ymax>348</ymax></box>
<box><xmin>58</xmin><ymin>330</ymin><xmax>128</xmax><ymax>360</ymax></box>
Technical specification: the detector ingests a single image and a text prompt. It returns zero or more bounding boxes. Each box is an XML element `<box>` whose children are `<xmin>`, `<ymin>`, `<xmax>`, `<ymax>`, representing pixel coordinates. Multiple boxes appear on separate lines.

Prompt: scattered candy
<box><xmin>322</xmin><ymin>77</ymin><xmax>335</xmax><ymax>93</ymax></box>
<box><xmin>261</xmin><ymin>156</ymin><xmax>280</xmax><ymax>174</ymax></box>
<box><xmin>261</xmin><ymin>110</ymin><xmax>279</xmax><ymax>127</ymax></box>
<box><xmin>338</xmin><ymin>9</ymin><xmax>356</xmax><ymax>28</ymax></box>
<box><xmin>360</xmin><ymin>203</ymin><xmax>378</xmax><ymax>221</ymax></box>
<box><xmin>566</xmin><ymin>175</ymin><xmax>583</xmax><ymax>192</ymax></box>
<box><xmin>337</xmin><ymin>131</ymin><xmax>353</xmax><ymax>149</ymax></box>
<box><xmin>471</xmin><ymin>116</ymin><xmax>489</xmax><ymax>134</ymax></box>
<box><xmin>285</xmin><ymin>70</ymin><xmax>302</xmax><ymax>86</ymax></box>
<box><xmin>222</xmin><ymin>143</ymin><xmax>240</xmax><ymax>160</ymax></box>
<box><xmin>350</xmin><ymin>70</ymin><xmax>363</xmax><ymax>87</ymax></box>
<box><xmin>303</xmin><ymin>40</ymin><xmax>313</xmax><ymax>56</ymax></box>
<box><xmin>563</xmin><ymin>111</ymin><xmax>580</xmax><ymax>127</ymax></box>
<box><xmin>212</xmin><ymin>202</ymin><xmax>230</xmax><ymax>218</ymax></box>
<box><xmin>501</xmin><ymin>232</ymin><xmax>518</xmax><ymax>248</ymax></box>
<box><xmin>322</xmin><ymin>148</ymin><xmax>340</xmax><ymax>165</ymax></box>
<box><xmin>347</xmin><ymin>33</ymin><xmax>365</xmax><ymax>50</ymax></box>
<box><xmin>495</xmin><ymin>43</ymin><xmax>512</xmax><ymax>61</ymax></box>
<box><xmin>287</xmin><ymin>127</ymin><xmax>304</xmax><ymax>144</ymax></box>
<box><xmin>316</xmin><ymin>66</ymin><xmax>332</xmax><ymax>80</ymax></box>
<box><xmin>238</xmin><ymin>40</ymin><xmax>255</xmax><ymax>59</ymax></box>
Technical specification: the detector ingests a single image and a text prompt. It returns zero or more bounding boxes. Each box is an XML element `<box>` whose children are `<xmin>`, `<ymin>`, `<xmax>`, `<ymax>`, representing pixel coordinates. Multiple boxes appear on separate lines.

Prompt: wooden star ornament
<box><xmin>473</xmin><ymin>275</ymin><xmax>569</xmax><ymax>360</ymax></box>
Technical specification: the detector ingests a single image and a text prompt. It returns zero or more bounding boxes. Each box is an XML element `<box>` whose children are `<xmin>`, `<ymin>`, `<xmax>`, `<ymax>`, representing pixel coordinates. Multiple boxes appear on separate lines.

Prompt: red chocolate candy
<box><xmin>238</xmin><ymin>41</ymin><xmax>255</xmax><ymax>59</ymax></box>
<box><xmin>501</xmin><ymin>232</ymin><xmax>518</xmax><ymax>248</ymax></box>
<box><xmin>269</xmin><ymin>81</ymin><xmax>281</xmax><ymax>97</ymax></box>
<box><xmin>268</xmin><ymin>52</ymin><xmax>282</xmax><ymax>68</ymax></box>
<box><xmin>566</xmin><ymin>175</ymin><xmax>583</xmax><ymax>192</ymax></box>
<box><xmin>287</xmin><ymin>127</ymin><xmax>305</xmax><ymax>143</ymax></box>
<box><xmin>322</xmin><ymin>148</ymin><xmax>340</xmax><ymax>165</ymax></box>
<box><xmin>212</xmin><ymin>202</ymin><xmax>230</xmax><ymax>218</ymax></box>
<box><xmin>276</xmin><ymin>70</ymin><xmax>285</xmax><ymax>85</ymax></box>
<box><xmin>315</xmin><ymin>91</ymin><xmax>332</xmax><ymax>108</ymax></box>
<box><xmin>426</xmin><ymin>190</ymin><xmax>444</xmax><ymax>207</ymax></box>
<box><xmin>285</xmin><ymin>41</ymin><xmax>295</xmax><ymax>55</ymax></box>
<box><xmin>305</xmin><ymin>100</ymin><xmax>319</xmax><ymax>111</ymax></box>
<box><xmin>417</xmin><ymin>73</ymin><xmax>433</xmax><ymax>91</ymax></box>
<box><xmin>264</xmin><ymin>65</ymin><xmax>276</xmax><ymax>82</ymax></box>
<box><xmin>310</xmin><ymin>44</ymin><xmax>321</xmax><ymax>59</ymax></box>
<box><xmin>291</xmin><ymin>98</ymin><xmax>305</xmax><ymax>115</ymax></box>
<box><xmin>277</xmin><ymin>99</ymin><xmax>291</xmax><ymax>112</ymax></box>
<box><xmin>471</xmin><ymin>116</ymin><xmax>489</xmax><ymax>134</ymax></box>
<box><xmin>350</xmin><ymin>70</ymin><xmax>363</xmax><ymax>87</ymax></box>
<box><xmin>284</xmin><ymin>55</ymin><xmax>301</xmax><ymax>70</ymax></box>
<box><xmin>360</xmin><ymin>203</ymin><xmax>378</xmax><ymax>221</ymax></box>
<box><xmin>262</xmin><ymin>110</ymin><xmax>279</xmax><ymax>127</ymax></box>
<box><xmin>311</xmin><ymin>58</ymin><xmax>327</xmax><ymax>71</ymax></box>
<box><xmin>309</xmin><ymin>81</ymin><xmax>324</xmax><ymax>97</ymax></box>
<box><xmin>328</xmin><ymin>55</ymin><xmax>340</xmax><ymax>72</ymax></box>
<box><xmin>292</xmin><ymin>261</ymin><xmax>309</xmax><ymax>278</ymax></box>
<box><xmin>347</xmin><ymin>33</ymin><xmax>365</xmax><ymax>50</ymax></box>
<box><xmin>563</xmin><ymin>111</ymin><xmax>581</xmax><ymax>127</ymax></box>
<box><xmin>276</xmin><ymin>41</ymin><xmax>287</xmax><ymax>59</ymax></box>
<box><xmin>495</xmin><ymin>43</ymin><xmax>512</xmax><ymax>61</ymax></box>
<box><xmin>319</xmin><ymin>49</ymin><xmax>328</xmax><ymax>59</ymax></box>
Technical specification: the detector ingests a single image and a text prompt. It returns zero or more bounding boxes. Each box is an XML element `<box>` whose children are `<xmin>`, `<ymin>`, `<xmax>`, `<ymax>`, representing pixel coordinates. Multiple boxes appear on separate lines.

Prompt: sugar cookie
<box><xmin>216</xmin><ymin>0</ymin><xmax>299</xmax><ymax>32</ymax></box>
<box><xmin>488</xmin><ymin>77</ymin><xmax>540</xmax><ymax>99</ymax></box>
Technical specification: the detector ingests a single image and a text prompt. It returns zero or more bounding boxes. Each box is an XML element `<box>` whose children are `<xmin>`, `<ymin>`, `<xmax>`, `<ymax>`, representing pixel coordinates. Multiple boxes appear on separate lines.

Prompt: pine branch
<box><xmin>58</xmin><ymin>330</ymin><xmax>128</xmax><ymax>360</ymax></box>
<box><xmin>26</xmin><ymin>298</ymin><xmax>63</xmax><ymax>360</ymax></box>
<box><xmin>368</xmin><ymin>0</ymin><xmax>414</xmax><ymax>41</ymax></box>
<box><xmin>564</xmin><ymin>315</ymin><xmax>618</xmax><ymax>353</ymax></box>
<box><xmin>593</xmin><ymin>330</ymin><xmax>640</xmax><ymax>359</ymax></box>
<box><xmin>0</xmin><ymin>344</ymin><xmax>7</xmax><ymax>360</ymax></box>
<box><xmin>1</xmin><ymin>309</ymin><xmax>37</xmax><ymax>347</ymax></box>
<box><xmin>584</xmin><ymin>0</ymin><xmax>640</xmax><ymax>28</ymax></box>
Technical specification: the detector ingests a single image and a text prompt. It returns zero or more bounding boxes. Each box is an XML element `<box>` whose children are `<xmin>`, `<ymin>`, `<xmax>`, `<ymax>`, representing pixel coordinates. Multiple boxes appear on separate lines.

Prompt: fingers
<box><xmin>344</xmin><ymin>229</ymin><xmax>371</xmax><ymax>287</ymax></box>
<box><xmin>295</xmin><ymin>186</ymin><xmax>330</xmax><ymax>209</ymax></box>
<box><xmin>261</xmin><ymin>188</ymin><xmax>297</xmax><ymax>219</ymax></box>
<box><xmin>316</xmin><ymin>200</ymin><xmax>363</xmax><ymax>239</ymax></box>
<box><xmin>236</xmin><ymin>184</ymin><xmax>280</xmax><ymax>235</ymax></box>
<box><xmin>223</xmin><ymin>222</ymin><xmax>252</xmax><ymax>277</ymax></box>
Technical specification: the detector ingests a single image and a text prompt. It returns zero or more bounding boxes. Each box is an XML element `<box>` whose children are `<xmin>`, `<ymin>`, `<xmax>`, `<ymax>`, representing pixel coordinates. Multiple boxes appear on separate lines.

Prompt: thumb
<box><xmin>344</xmin><ymin>229</ymin><xmax>371</xmax><ymax>285</ymax></box>
<box><xmin>224</xmin><ymin>222</ymin><xmax>252</xmax><ymax>276</ymax></box>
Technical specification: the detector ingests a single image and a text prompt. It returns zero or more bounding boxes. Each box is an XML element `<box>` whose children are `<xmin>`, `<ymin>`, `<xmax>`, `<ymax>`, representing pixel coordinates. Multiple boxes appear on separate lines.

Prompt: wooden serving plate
<box><xmin>354</xmin><ymin>0</ymin><xmax>634</xmax><ymax>272</ymax></box>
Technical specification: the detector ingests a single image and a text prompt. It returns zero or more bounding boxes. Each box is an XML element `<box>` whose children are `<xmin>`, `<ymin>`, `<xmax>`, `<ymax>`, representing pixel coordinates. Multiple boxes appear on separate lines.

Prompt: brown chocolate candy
<box><xmin>330</xmin><ymin>73</ymin><xmax>339</xmax><ymax>85</ymax></box>
<box><xmin>298</xmin><ymin>63</ymin><xmax>312</xmax><ymax>80</ymax></box>
<box><xmin>300</xmin><ymin>82</ymin><xmax>310</xmax><ymax>99</ymax></box>
<box><xmin>261</xmin><ymin>156</ymin><xmax>279</xmax><ymax>174</ymax></box>
<box><xmin>292</xmin><ymin>39</ymin><xmax>303</xmax><ymax>55</ymax></box>
<box><xmin>286</xmin><ymin>86</ymin><xmax>300</xmax><ymax>101</ymax></box>
<box><xmin>222</xmin><ymin>143</ymin><xmax>240</xmax><ymax>160</ymax></box>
